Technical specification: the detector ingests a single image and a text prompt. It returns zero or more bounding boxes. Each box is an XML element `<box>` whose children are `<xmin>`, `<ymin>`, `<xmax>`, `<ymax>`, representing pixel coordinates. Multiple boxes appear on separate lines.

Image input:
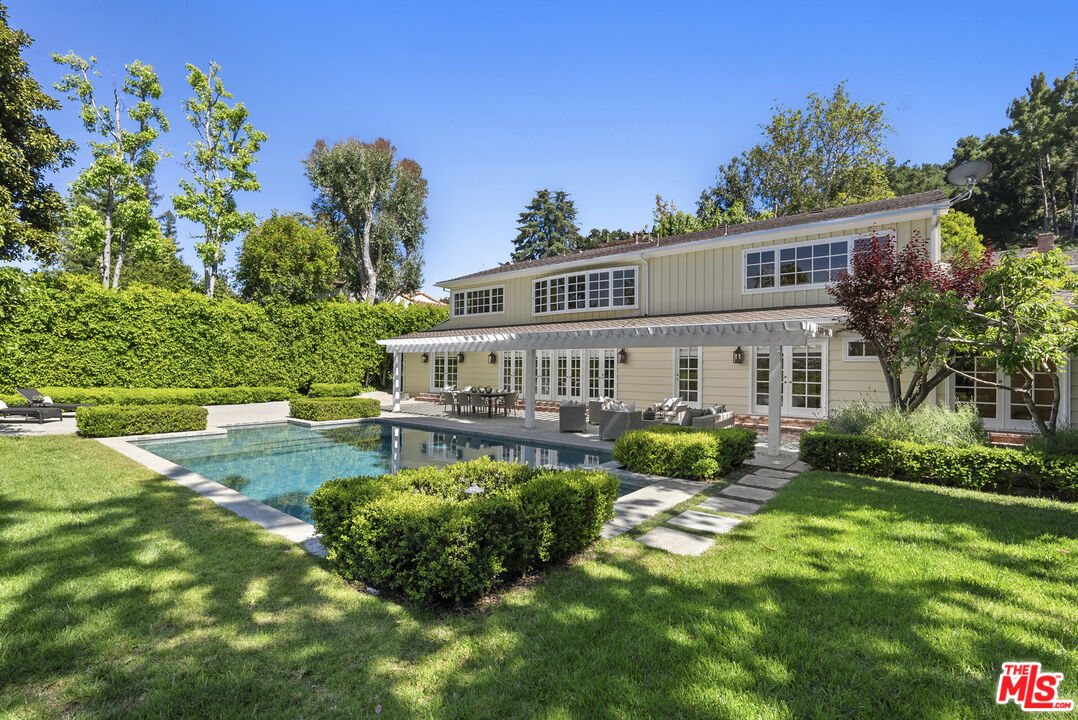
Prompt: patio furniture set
<box><xmin>439</xmin><ymin>387</ymin><xmax>519</xmax><ymax>418</ymax></box>
<box><xmin>560</xmin><ymin>397</ymin><xmax>735</xmax><ymax>440</ymax></box>
<box><xmin>0</xmin><ymin>388</ymin><xmax>93</xmax><ymax>424</ymax></box>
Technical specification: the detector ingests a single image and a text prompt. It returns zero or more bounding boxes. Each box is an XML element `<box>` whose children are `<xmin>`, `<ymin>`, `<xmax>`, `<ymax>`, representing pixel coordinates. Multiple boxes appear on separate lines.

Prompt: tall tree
<box><xmin>510</xmin><ymin>189</ymin><xmax>581</xmax><ymax>262</ymax></box>
<box><xmin>696</xmin><ymin>153</ymin><xmax>759</xmax><ymax>218</ymax></box>
<box><xmin>883</xmin><ymin>159</ymin><xmax>948</xmax><ymax>196</ymax></box>
<box><xmin>236</xmin><ymin>212</ymin><xmax>338</xmax><ymax>304</ymax></box>
<box><xmin>940</xmin><ymin>210</ymin><xmax>985</xmax><ymax>259</ymax></box>
<box><xmin>306</xmin><ymin>137</ymin><xmax>428</xmax><ymax>302</ymax></box>
<box><xmin>53</xmin><ymin>53</ymin><xmax>167</xmax><ymax>289</ymax></box>
<box><xmin>0</xmin><ymin>4</ymin><xmax>75</xmax><ymax>262</ymax></box>
<box><xmin>748</xmin><ymin>81</ymin><xmax>892</xmax><ymax>215</ymax></box>
<box><xmin>173</xmin><ymin>62</ymin><xmax>266</xmax><ymax>298</ymax></box>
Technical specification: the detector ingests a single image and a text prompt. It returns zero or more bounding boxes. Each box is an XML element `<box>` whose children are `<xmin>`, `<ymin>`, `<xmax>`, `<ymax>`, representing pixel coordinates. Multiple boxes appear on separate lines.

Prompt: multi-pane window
<box><xmin>744</xmin><ymin>238</ymin><xmax>855</xmax><ymax>291</ymax></box>
<box><xmin>1009</xmin><ymin>363</ymin><xmax>1058</xmax><ymax>423</ymax></box>
<box><xmin>539</xmin><ymin>354</ymin><xmax>551</xmax><ymax>395</ymax></box>
<box><xmin>844</xmin><ymin>338</ymin><xmax>878</xmax><ymax>361</ymax></box>
<box><xmin>676</xmin><ymin>347</ymin><xmax>701</xmax><ymax>404</ymax></box>
<box><xmin>533</xmin><ymin>267</ymin><xmax>637</xmax><ymax>314</ymax></box>
<box><xmin>603</xmin><ymin>351</ymin><xmax>616</xmax><ymax>398</ymax></box>
<box><xmin>501</xmin><ymin>350</ymin><xmax>524</xmax><ymax>393</ymax></box>
<box><xmin>789</xmin><ymin>346</ymin><xmax>823</xmax><ymax>409</ymax></box>
<box><xmin>570</xmin><ymin>352</ymin><xmax>582</xmax><ymax>398</ymax></box>
<box><xmin>432</xmin><ymin>351</ymin><xmax>459</xmax><ymax>390</ymax></box>
<box><xmin>953</xmin><ymin>356</ymin><xmax>998</xmax><ymax>420</ymax></box>
<box><xmin>556</xmin><ymin>354</ymin><xmax>568</xmax><ymax>396</ymax></box>
<box><xmin>753</xmin><ymin>345</ymin><xmax>826</xmax><ymax>415</ymax></box>
<box><xmin>754</xmin><ymin>347</ymin><xmax>771</xmax><ymax>406</ymax></box>
<box><xmin>745</xmin><ymin>250</ymin><xmax>776</xmax><ymax>290</ymax></box>
<box><xmin>532</xmin><ymin>349</ymin><xmax>616</xmax><ymax>401</ymax></box>
<box><xmin>451</xmin><ymin>286</ymin><xmax>504</xmax><ymax>316</ymax></box>
<box><xmin>588</xmin><ymin>353</ymin><xmax>601</xmax><ymax>398</ymax></box>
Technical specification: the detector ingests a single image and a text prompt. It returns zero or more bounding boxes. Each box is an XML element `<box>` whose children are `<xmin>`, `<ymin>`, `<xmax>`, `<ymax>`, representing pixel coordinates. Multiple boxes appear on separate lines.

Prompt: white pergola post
<box><xmin>767</xmin><ymin>343</ymin><xmax>782</xmax><ymax>456</ymax></box>
<box><xmin>391</xmin><ymin>351</ymin><xmax>402</xmax><ymax>413</ymax></box>
<box><xmin>523</xmin><ymin>348</ymin><xmax>537</xmax><ymax>429</ymax></box>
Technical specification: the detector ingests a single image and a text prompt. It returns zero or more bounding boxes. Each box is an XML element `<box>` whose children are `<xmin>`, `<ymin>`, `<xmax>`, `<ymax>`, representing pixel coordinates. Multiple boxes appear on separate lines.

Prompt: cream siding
<box><xmin>403</xmin><ymin>351</ymin><xmax>499</xmax><ymax>395</ymax></box>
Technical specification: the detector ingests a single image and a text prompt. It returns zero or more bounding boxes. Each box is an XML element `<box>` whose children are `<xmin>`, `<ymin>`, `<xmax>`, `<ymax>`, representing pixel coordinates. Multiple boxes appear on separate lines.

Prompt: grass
<box><xmin>1</xmin><ymin>436</ymin><xmax>1076</xmax><ymax>719</ymax></box>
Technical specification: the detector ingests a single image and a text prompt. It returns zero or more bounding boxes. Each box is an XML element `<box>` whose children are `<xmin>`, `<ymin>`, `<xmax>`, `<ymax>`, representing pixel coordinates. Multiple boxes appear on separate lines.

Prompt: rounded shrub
<box><xmin>612</xmin><ymin>425</ymin><xmax>757</xmax><ymax>480</ymax></box>
<box><xmin>75</xmin><ymin>404</ymin><xmax>208</xmax><ymax>437</ymax></box>
<box><xmin>289</xmin><ymin>397</ymin><xmax>381</xmax><ymax>421</ymax></box>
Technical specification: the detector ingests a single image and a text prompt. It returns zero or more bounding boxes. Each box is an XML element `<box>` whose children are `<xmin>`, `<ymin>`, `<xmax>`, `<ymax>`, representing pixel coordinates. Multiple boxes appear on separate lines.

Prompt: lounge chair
<box><xmin>0</xmin><ymin>400</ymin><xmax>62</xmax><ymax>424</ymax></box>
<box><xmin>16</xmin><ymin>388</ymin><xmax>92</xmax><ymax>412</ymax></box>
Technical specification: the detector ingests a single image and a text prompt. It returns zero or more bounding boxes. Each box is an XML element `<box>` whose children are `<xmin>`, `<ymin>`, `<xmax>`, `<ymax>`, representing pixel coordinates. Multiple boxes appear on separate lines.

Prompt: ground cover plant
<box><xmin>828</xmin><ymin>401</ymin><xmax>989</xmax><ymax>447</ymax></box>
<box><xmin>289</xmin><ymin>397</ymin><xmax>380</xmax><ymax>421</ymax></box>
<box><xmin>612</xmin><ymin>425</ymin><xmax>757</xmax><ymax>479</ymax></box>
<box><xmin>2</xmin><ymin>435</ymin><xmax>1075</xmax><ymax>718</ymax></box>
<box><xmin>310</xmin><ymin>458</ymin><xmax>619</xmax><ymax>604</ymax></box>
<box><xmin>75</xmin><ymin>404</ymin><xmax>207</xmax><ymax>437</ymax></box>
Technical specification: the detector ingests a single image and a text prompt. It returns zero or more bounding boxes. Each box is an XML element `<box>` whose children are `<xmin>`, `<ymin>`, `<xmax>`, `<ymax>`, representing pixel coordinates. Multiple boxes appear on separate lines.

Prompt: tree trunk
<box><xmin>111</xmin><ymin>231</ymin><xmax>126</xmax><ymax>290</ymax></box>
<box><xmin>359</xmin><ymin>187</ymin><xmax>378</xmax><ymax>302</ymax></box>
<box><xmin>1070</xmin><ymin>166</ymin><xmax>1077</xmax><ymax>243</ymax></box>
<box><xmin>1038</xmin><ymin>158</ymin><xmax>1051</xmax><ymax>232</ymax></box>
<box><xmin>102</xmin><ymin>183</ymin><xmax>114</xmax><ymax>289</ymax></box>
<box><xmin>205</xmin><ymin>263</ymin><xmax>216</xmax><ymax>298</ymax></box>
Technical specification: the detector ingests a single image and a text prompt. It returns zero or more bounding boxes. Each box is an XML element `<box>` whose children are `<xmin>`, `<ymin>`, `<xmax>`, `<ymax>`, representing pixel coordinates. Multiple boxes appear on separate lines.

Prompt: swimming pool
<box><xmin>133</xmin><ymin>420</ymin><xmax>637</xmax><ymax>523</ymax></box>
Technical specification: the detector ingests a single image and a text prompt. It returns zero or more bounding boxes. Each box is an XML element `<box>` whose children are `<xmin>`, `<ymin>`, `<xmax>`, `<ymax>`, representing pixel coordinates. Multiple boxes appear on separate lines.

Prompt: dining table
<box><xmin>461</xmin><ymin>390</ymin><xmax>510</xmax><ymax>418</ymax></box>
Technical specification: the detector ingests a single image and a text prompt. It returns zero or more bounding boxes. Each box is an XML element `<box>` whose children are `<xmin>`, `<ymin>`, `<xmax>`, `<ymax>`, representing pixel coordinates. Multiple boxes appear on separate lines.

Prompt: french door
<box><xmin>750</xmin><ymin>343</ymin><xmax>828</xmax><ymax>419</ymax></box>
<box><xmin>950</xmin><ymin>356</ymin><xmax>1069</xmax><ymax>432</ymax></box>
<box><xmin>430</xmin><ymin>351</ymin><xmax>459</xmax><ymax>391</ymax></box>
<box><xmin>501</xmin><ymin>349</ymin><xmax>616</xmax><ymax>401</ymax></box>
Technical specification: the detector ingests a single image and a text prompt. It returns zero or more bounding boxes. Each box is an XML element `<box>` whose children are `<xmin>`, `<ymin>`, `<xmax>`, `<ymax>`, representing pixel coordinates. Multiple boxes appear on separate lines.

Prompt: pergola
<box><xmin>378</xmin><ymin>313</ymin><xmax>832</xmax><ymax>455</ymax></box>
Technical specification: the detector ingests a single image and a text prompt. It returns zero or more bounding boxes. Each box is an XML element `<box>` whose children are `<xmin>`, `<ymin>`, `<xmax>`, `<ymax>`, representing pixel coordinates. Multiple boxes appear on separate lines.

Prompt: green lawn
<box><xmin>1</xmin><ymin>435</ymin><xmax>1076</xmax><ymax>719</ymax></box>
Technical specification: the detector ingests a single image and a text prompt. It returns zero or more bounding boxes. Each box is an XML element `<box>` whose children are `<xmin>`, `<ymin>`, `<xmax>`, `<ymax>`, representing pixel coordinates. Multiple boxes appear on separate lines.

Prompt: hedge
<box><xmin>612</xmin><ymin>425</ymin><xmax>758</xmax><ymax>480</ymax></box>
<box><xmin>306</xmin><ymin>382</ymin><xmax>375</xmax><ymax>398</ymax></box>
<box><xmin>309</xmin><ymin>458</ymin><xmax>619</xmax><ymax>605</ymax></box>
<box><xmin>0</xmin><ymin>270</ymin><xmax>446</xmax><ymax>390</ymax></box>
<box><xmin>75</xmin><ymin>404</ymin><xmax>208</xmax><ymax>437</ymax></box>
<box><xmin>800</xmin><ymin>427</ymin><xmax>1078</xmax><ymax>501</ymax></box>
<box><xmin>10</xmin><ymin>386</ymin><xmax>295</xmax><ymax>406</ymax></box>
<box><xmin>289</xmin><ymin>397</ymin><xmax>381</xmax><ymax>421</ymax></box>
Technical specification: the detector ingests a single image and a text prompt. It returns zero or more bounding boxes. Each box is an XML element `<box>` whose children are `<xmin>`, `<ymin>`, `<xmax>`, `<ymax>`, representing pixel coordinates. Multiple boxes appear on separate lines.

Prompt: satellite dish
<box><xmin>946</xmin><ymin>159</ymin><xmax>992</xmax><ymax>188</ymax></box>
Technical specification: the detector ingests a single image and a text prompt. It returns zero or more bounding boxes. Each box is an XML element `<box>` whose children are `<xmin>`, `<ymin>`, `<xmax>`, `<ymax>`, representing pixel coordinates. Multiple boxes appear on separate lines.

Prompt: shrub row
<box><xmin>612</xmin><ymin>425</ymin><xmax>758</xmax><ymax>480</ymax></box>
<box><xmin>0</xmin><ymin>270</ymin><xmax>446</xmax><ymax>389</ymax></box>
<box><xmin>75</xmin><ymin>404</ymin><xmax>208</xmax><ymax>437</ymax></box>
<box><xmin>309</xmin><ymin>458</ymin><xmax>619</xmax><ymax>605</ymax></box>
<box><xmin>14</xmin><ymin>386</ymin><xmax>295</xmax><ymax>406</ymax></box>
<box><xmin>800</xmin><ymin>428</ymin><xmax>1078</xmax><ymax>501</ymax></box>
<box><xmin>289</xmin><ymin>397</ymin><xmax>381</xmax><ymax>421</ymax></box>
<box><xmin>306</xmin><ymin>382</ymin><xmax>375</xmax><ymax>398</ymax></box>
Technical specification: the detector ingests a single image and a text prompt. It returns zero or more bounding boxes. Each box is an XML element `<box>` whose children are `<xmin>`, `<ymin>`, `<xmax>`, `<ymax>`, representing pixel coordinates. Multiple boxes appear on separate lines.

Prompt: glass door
<box><xmin>751</xmin><ymin>343</ymin><xmax>828</xmax><ymax>419</ymax></box>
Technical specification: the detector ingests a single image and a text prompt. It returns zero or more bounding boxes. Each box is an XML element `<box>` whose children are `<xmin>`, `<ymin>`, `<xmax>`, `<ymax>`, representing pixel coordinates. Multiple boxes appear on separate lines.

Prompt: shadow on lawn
<box><xmin>2</xmin><ymin>466</ymin><xmax>1076</xmax><ymax>719</ymax></box>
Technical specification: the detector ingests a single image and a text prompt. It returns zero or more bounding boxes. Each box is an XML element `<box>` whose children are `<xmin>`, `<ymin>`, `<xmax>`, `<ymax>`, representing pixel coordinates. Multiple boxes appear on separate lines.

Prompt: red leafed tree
<box><xmin>827</xmin><ymin>230</ymin><xmax>991</xmax><ymax>411</ymax></box>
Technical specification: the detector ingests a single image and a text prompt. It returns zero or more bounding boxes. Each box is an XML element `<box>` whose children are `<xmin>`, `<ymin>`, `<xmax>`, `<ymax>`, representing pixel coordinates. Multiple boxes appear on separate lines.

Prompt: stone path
<box><xmin>630</xmin><ymin>463</ymin><xmax>805</xmax><ymax>556</ymax></box>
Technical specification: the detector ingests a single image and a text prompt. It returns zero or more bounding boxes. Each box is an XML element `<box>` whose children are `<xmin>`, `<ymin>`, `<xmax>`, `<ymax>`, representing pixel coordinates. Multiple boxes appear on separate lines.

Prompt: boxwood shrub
<box><xmin>612</xmin><ymin>425</ymin><xmax>758</xmax><ymax>480</ymax></box>
<box><xmin>800</xmin><ymin>426</ymin><xmax>1078</xmax><ymax>501</ymax></box>
<box><xmin>289</xmin><ymin>397</ymin><xmax>381</xmax><ymax>421</ymax></box>
<box><xmin>76</xmin><ymin>404</ymin><xmax>208</xmax><ymax>437</ymax></box>
<box><xmin>306</xmin><ymin>382</ymin><xmax>374</xmax><ymax>398</ymax></box>
<box><xmin>309</xmin><ymin>457</ymin><xmax>619</xmax><ymax>605</ymax></box>
<box><xmin>20</xmin><ymin>386</ymin><xmax>295</xmax><ymax>406</ymax></box>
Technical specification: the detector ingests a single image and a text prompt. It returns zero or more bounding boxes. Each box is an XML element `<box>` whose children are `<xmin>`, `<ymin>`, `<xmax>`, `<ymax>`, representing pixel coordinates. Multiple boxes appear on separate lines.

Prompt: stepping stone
<box><xmin>668</xmin><ymin>510</ymin><xmax>743</xmax><ymax>534</ymax></box>
<box><xmin>739</xmin><ymin>474</ymin><xmax>792</xmax><ymax>490</ymax></box>
<box><xmin>753</xmin><ymin>468</ymin><xmax>796</xmax><ymax>479</ymax></box>
<box><xmin>786</xmin><ymin>460</ymin><xmax>813</xmax><ymax>473</ymax></box>
<box><xmin>720</xmin><ymin>484</ymin><xmax>776</xmax><ymax>502</ymax></box>
<box><xmin>698</xmin><ymin>496</ymin><xmax>762</xmax><ymax>516</ymax></box>
<box><xmin>636</xmin><ymin>527</ymin><xmax>714</xmax><ymax>556</ymax></box>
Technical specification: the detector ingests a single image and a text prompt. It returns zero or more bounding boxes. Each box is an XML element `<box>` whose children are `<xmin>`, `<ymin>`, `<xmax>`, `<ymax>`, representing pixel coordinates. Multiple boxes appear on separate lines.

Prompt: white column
<box><xmin>767</xmin><ymin>343</ymin><xmax>782</xmax><ymax>456</ymax></box>
<box><xmin>524</xmin><ymin>348</ymin><xmax>537</xmax><ymax>429</ymax></box>
<box><xmin>392</xmin><ymin>351</ymin><xmax>402</xmax><ymax>412</ymax></box>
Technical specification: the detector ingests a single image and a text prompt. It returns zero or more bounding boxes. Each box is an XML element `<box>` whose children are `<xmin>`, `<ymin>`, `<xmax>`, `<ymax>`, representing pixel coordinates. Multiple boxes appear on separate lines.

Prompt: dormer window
<box><xmin>533</xmin><ymin>266</ymin><xmax>637</xmax><ymax>315</ymax></box>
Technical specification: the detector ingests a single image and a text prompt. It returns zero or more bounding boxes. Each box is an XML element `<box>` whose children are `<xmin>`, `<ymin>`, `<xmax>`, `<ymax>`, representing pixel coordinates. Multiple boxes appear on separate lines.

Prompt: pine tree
<box><xmin>511</xmin><ymin>189</ymin><xmax>582</xmax><ymax>262</ymax></box>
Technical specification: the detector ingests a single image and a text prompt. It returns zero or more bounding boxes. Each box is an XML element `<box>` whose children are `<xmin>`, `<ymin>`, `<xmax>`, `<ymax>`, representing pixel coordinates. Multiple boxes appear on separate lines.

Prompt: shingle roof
<box><xmin>389</xmin><ymin>305</ymin><xmax>845</xmax><ymax>341</ymax></box>
<box><xmin>444</xmin><ymin>190</ymin><xmax>949</xmax><ymax>284</ymax></box>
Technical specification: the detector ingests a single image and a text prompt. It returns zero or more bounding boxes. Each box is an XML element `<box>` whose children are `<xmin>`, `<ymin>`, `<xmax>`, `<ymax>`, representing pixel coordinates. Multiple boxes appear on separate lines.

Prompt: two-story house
<box><xmin>379</xmin><ymin>190</ymin><xmax>1074</xmax><ymax>453</ymax></box>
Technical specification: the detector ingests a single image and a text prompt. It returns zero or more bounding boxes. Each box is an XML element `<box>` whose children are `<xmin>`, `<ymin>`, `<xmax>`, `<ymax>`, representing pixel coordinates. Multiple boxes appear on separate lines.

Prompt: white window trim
<box><xmin>843</xmin><ymin>337</ymin><xmax>879</xmax><ymax>362</ymax></box>
<box><xmin>450</xmin><ymin>284</ymin><xmax>506</xmax><ymax>318</ymax></box>
<box><xmin>748</xmin><ymin>342</ymin><xmax>829</xmax><ymax>419</ymax></box>
<box><xmin>945</xmin><ymin>359</ymin><xmax>1071</xmax><ymax>433</ymax></box>
<box><xmin>428</xmin><ymin>351</ymin><xmax>460</xmax><ymax>392</ymax></box>
<box><xmin>740</xmin><ymin>229</ymin><xmax>896</xmax><ymax>295</ymax></box>
<box><xmin>532</xmin><ymin>266</ymin><xmax>639</xmax><ymax>317</ymax></box>
<box><xmin>672</xmin><ymin>346</ymin><xmax>703</xmax><ymax>408</ymax></box>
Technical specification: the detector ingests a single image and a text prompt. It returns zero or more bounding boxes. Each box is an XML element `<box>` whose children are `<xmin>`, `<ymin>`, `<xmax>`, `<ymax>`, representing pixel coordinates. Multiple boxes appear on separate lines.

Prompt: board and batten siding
<box><xmin>403</xmin><ymin>351</ymin><xmax>500</xmax><ymax>395</ymax></box>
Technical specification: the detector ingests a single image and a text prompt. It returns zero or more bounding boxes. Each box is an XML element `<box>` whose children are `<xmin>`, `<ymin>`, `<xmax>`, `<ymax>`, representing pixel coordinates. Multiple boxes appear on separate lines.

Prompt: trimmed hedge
<box><xmin>289</xmin><ymin>397</ymin><xmax>381</xmax><ymax>421</ymax></box>
<box><xmin>800</xmin><ymin>427</ymin><xmax>1078</xmax><ymax>501</ymax></box>
<box><xmin>76</xmin><ymin>404</ymin><xmax>208</xmax><ymax>437</ymax></box>
<box><xmin>0</xmin><ymin>271</ymin><xmax>446</xmax><ymax>389</ymax></box>
<box><xmin>306</xmin><ymin>382</ymin><xmax>375</xmax><ymax>398</ymax></box>
<box><xmin>612</xmin><ymin>425</ymin><xmax>758</xmax><ymax>480</ymax></box>
<box><xmin>12</xmin><ymin>386</ymin><xmax>295</xmax><ymax>406</ymax></box>
<box><xmin>309</xmin><ymin>458</ymin><xmax>619</xmax><ymax>605</ymax></box>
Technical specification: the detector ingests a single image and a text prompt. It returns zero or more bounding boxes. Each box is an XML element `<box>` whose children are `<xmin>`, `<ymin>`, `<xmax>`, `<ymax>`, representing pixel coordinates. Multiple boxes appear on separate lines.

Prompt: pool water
<box><xmin>134</xmin><ymin>420</ymin><xmax>634</xmax><ymax>523</ymax></box>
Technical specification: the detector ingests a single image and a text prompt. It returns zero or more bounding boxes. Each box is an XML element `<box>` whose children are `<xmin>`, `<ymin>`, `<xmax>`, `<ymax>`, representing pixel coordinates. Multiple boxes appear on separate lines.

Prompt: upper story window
<box><xmin>533</xmin><ymin>266</ymin><xmax>637</xmax><ymax>315</ymax></box>
<box><xmin>451</xmin><ymin>285</ymin><xmax>504</xmax><ymax>317</ymax></box>
<box><xmin>742</xmin><ymin>231</ymin><xmax>894</xmax><ymax>293</ymax></box>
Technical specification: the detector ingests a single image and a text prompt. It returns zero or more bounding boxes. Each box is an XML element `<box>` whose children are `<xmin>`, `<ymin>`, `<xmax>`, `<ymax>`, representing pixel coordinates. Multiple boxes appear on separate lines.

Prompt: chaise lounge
<box><xmin>0</xmin><ymin>400</ymin><xmax>62</xmax><ymax>424</ymax></box>
<box><xmin>16</xmin><ymin>388</ymin><xmax>93</xmax><ymax>412</ymax></box>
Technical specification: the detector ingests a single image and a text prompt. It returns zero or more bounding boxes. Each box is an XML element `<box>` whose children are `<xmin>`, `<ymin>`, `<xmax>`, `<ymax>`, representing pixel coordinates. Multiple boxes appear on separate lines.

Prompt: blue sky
<box><xmin>11</xmin><ymin>0</ymin><xmax>1078</xmax><ymax>295</ymax></box>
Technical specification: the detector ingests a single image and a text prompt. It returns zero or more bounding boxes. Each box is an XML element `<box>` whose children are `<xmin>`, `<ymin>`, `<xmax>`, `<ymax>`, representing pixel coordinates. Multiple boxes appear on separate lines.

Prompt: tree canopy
<box><xmin>511</xmin><ymin>189</ymin><xmax>582</xmax><ymax>262</ymax></box>
<box><xmin>237</xmin><ymin>212</ymin><xmax>338</xmax><ymax>304</ymax></box>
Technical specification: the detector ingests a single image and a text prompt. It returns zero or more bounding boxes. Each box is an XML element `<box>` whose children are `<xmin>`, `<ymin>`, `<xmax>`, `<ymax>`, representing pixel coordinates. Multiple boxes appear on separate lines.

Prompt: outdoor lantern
<box><xmin>617</xmin><ymin>349</ymin><xmax>628</xmax><ymax>364</ymax></box>
<box><xmin>488</xmin><ymin>351</ymin><xmax>498</xmax><ymax>364</ymax></box>
<box><xmin>457</xmin><ymin>352</ymin><xmax>466</xmax><ymax>364</ymax></box>
<box><xmin>732</xmin><ymin>346</ymin><xmax>744</xmax><ymax>364</ymax></box>
<box><xmin>421</xmin><ymin>352</ymin><xmax>429</xmax><ymax>363</ymax></box>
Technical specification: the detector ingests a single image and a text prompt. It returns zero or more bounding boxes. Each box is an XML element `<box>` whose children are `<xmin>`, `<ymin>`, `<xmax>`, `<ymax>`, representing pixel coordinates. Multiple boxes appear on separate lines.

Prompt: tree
<box><xmin>306</xmin><ymin>137</ymin><xmax>428</xmax><ymax>302</ymax></box>
<box><xmin>237</xmin><ymin>212</ymin><xmax>338</xmax><ymax>304</ymax></box>
<box><xmin>827</xmin><ymin>232</ymin><xmax>990</xmax><ymax>411</ymax></box>
<box><xmin>173</xmin><ymin>62</ymin><xmax>267</xmax><ymax>298</ymax></box>
<box><xmin>509</xmin><ymin>189</ymin><xmax>581</xmax><ymax>262</ymax></box>
<box><xmin>748</xmin><ymin>81</ymin><xmax>892</xmax><ymax>215</ymax></box>
<box><xmin>940</xmin><ymin>210</ymin><xmax>985</xmax><ymax>259</ymax></box>
<box><xmin>0</xmin><ymin>4</ymin><xmax>74</xmax><ymax>262</ymax></box>
<box><xmin>53</xmin><ymin>53</ymin><xmax>168</xmax><ymax>289</ymax></box>
<box><xmin>696</xmin><ymin>153</ymin><xmax>759</xmax><ymax>218</ymax></box>
<box><xmin>651</xmin><ymin>195</ymin><xmax>700</xmax><ymax>238</ymax></box>
<box><xmin>883</xmin><ymin>159</ymin><xmax>948</xmax><ymax>196</ymax></box>
<box><xmin>929</xmin><ymin>250</ymin><xmax>1078</xmax><ymax>438</ymax></box>
<box><xmin>577</xmin><ymin>227</ymin><xmax>638</xmax><ymax>250</ymax></box>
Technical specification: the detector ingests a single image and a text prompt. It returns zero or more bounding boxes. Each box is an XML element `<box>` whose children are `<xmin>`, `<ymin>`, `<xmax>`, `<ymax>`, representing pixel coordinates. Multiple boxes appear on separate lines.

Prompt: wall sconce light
<box><xmin>732</xmin><ymin>346</ymin><xmax>744</xmax><ymax>364</ymax></box>
<box><xmin>488</xmin><ymin>351</ymin><xmax>498</xmax><ymax>364</ymax></box>
<box><xmin>617</xmin><ymin>349</ymin><xmax>628</xmax><ymax>364</ymax></box>
<box><xmin>457</xmin><ymin>352</ymin><xmax>466</xmax><ymax>364</ymax></box>
<box><xmin>421</xmin><ymin>352</ymin><xmax>429</xmax><ymax>363</ymax></box>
